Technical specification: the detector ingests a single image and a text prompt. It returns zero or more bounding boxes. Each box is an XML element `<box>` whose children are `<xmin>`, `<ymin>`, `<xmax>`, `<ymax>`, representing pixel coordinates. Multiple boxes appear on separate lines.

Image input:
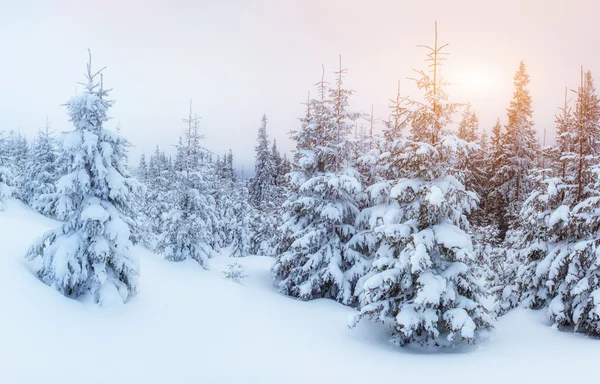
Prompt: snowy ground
<box><xmin>1</xmin><ymin>199</ymin><xmax>599</xmax><ymax>384</ymax></box>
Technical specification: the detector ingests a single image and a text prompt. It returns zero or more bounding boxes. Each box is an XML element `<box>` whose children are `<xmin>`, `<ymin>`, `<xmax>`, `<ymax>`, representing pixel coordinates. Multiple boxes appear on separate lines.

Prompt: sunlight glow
<box><xmin>456</xmin><ymin>69</ymin><xmax>493</xmax><ymax>91</ymax></box>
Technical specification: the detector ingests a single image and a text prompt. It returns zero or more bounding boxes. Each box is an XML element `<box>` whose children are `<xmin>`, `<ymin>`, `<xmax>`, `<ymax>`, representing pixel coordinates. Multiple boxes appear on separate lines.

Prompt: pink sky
<box><xmin>0</xmin><ymin>0</ymin><xmax>597</xmax><ymax>169</ymax></box>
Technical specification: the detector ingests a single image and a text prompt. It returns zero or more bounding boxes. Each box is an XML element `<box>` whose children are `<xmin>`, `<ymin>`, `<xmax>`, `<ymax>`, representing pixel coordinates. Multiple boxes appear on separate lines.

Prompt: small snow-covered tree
<box><xmin>223</xmin><ymin>263</ymin><xmax>249</xmax><ymax>283</ymax></box>
<box><xmin>23</xmin><ymin>123</ymin><xmax>58</xmax><ymax>212</ymax></box>
<box><xmin>214</xmin><ymin>150</ymin><xmax>254</xmax><ymax>257</ymax></box>
<box><xmin>249</xmin><ymin>114</ymin><xmax>276</xmax><ymax>206</ymax></box>
<box><xmin>136</xmin><ymin>153</ymin><xmax>148</xmax><ymax>183</ymax></box>
<box><xmin>25</xmin><ymin>52</ymin><xmax>143</xmax><ymax>304</ymax></box>
<box><xmin>271</xmin><ymin>139</ymin><xmax>283</xmax><ymax>186</ymax></box>
<box><xmin>456</xmin><ymin>104</ymin><xmax>486</xmax><ymax>209</ymax></box>
<box><xmin>3</xmin><ymin>130</ymin><xmax>29</xmax><ymax>199</ymax></box>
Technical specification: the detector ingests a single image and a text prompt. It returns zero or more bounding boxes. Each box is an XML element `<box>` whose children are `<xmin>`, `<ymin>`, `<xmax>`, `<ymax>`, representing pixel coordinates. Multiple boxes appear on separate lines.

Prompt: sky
<box><xmin>0</xmin><ymin>0</ymin><xmax>598</xmax><ymax>173</ymax></box>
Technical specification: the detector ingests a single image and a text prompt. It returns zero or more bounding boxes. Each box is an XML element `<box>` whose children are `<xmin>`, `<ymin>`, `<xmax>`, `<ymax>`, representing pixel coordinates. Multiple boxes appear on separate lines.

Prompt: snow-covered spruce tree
<box><xmin>23</xmin><ymin>124</ymin><xmax>58</xmax><ymax>212</ymax></box>
<box><xmin>272</xmin><ymin>60</ymin><xmax>365</xmax><ymax>304</ymax></box>
<box><xmin>144</xmin><ymin>146</ymin><xmax>177</xmax><ymax>243</ymax></box>
<box><xmin>156</xmin><ymin>108</ymin><xmax>217</xmax><ymax>266</ymax></box>
<box><xmin>247</xmin><ymin>116</ymin><xmax>287</xmax><ymax>256</ymax></box>
<box><xmin>136</xmin><ymin>153</ymin><xmax>148</xmax><ymax>183</ymax></box>
<box><xmin>490</xmin><ymin>61</ymin><xmax>538</xmax><ymax>230</ymax></box>
<box><xmin>3</xmin><ymin>130</ymin><xmax>29</xmax><ymax>200</ymax></box>
<box><xmin>271</xmin><ymin>139</ymin><xmax>283</xmax><ymax>186</ymax></box>
<box><xmin>25</xmin><ymin>52</ymin><xmax>143</xmax><ymax>304</ymax></box>
<box><xmin>213</xmin><ymin>150</ymin><xmax>254</xmax><ymax>257</ymax></box>
<box><xmin>30</xmin><ymin>134</ymin><xmax>78</xmax><ymax>220</ymax></box>
<box><xmin>483</xmin><ymin>118</ymin><xmax>508</xmax><ymax>234</ymax></box>
<box><xmin>229</xmin><ymin>183</ymin><xmax>253</xmax><ymax>257</ymax></box>
<box><xmin>566</xmin><ymin>166</ymin><xmax>600</xmax><ymax>334</ymax></box>
<box><xmin>506</xmin><ymin>69</ymin><xmax>600</xmax><ymax>330</ymax></box>
<box><xmin>249</xmin><ymin>114</ymin><xmax>276</xmax><ymax>206</ymax></box>
<box><xmin>350</xmin><ymin>24</ymin><xmax>492</xmax><ymax>346</ymax></box>
<box><xmin>0</xmin><ymin>133</ymin><xmax>15</xmax><ymax>210</ymax></box>
<box><xmin>456</xmin><ymin>103</ymin><xmax>486</xmax><ymax>211</ymax></box>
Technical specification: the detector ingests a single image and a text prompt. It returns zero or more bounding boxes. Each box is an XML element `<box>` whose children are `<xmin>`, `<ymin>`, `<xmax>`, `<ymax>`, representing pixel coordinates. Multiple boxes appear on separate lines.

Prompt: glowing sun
<box><xmin>457</xmin><ymin>69</ymin><xmax>493</xmax><ymax>91</ymax></box>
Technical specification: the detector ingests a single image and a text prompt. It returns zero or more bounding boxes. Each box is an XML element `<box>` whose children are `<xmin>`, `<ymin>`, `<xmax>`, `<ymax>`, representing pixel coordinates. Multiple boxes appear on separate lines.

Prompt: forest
<box><xmin>1</xmin><ymin>23</ymin><xmax>599</xmax><ymax>351</ymax></box>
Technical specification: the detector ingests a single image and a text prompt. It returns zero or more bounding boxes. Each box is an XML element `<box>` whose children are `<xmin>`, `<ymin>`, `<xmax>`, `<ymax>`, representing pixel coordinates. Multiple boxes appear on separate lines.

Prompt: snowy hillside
<box><xmin>1</xmin><ymin>199</ymin><xmax>599</xmax><ymax>384</ymax></box>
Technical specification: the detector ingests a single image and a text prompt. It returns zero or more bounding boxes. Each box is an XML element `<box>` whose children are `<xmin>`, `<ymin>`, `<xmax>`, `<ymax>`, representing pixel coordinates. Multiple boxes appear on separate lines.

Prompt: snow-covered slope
<box><xmin>1</xmin><ymin>199</ymin><xmax>598</xmax><ymax>384</ymax></box>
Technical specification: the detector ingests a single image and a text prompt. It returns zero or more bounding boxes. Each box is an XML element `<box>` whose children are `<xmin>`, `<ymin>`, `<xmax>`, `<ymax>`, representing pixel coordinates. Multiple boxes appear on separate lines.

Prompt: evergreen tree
<box><xmin>137</xmin><ymin>153</ymin><xmax>148</xmax><ymax>183</ymax></box>
<box><xmin>456</xmin><ymin>104</ymin><xmax>485</xmax><ymax>200</ymax></box>
<box><xmin>156</xmin><ymin>106</ymin><xmax>217</xmax><ymax>266</ymax></box>
<box><xmin>271</xmin><ymin>139</ymin><xmax>283</xmax><ymax>186</ymax></box>
<box><xmin>491</xmin><ymin>61</ymin><xmax>538</xmax><ymax>228</ymax></box>
<box><xmin>506</xmin><ymin>70</ymin><xmax>600</xmax><ymax>332</ymax></box>
<box><xmin>224</xmin><ymin>149</ymin><xmax>235</xmax><ymax>182</ymax></box>
<box><xmin>272</xmin><ymin>60</ymin><xmax>364</xmax><ymax>304</ymax></box>
<box><xmin>350</xmin><ymin>24</ymin><xmax>492</xmax><ymax>346</ymax></box>
<box><xmin>249</xmin><ymin>115</ymin><xmax>275</xmax><ymax>206</ymax></box>
<box><xmin>483</xmin><ymin>118</ymin><xmax>508</xmax><ymax>234</ymax></box>
<box><xmin>457</xmin><ymin>103</ymin><xmax>479</xmax><ymax>143</ymax></box>
<box><xmin>23</xmin><ymin>124</ymin><xmax>58</xmax><ymax>212</ymax></box>
<box><xmin>4</xmin><ymin>130</ymin><xmax>29</xmax><ymax>199</ymax></box>
<box><xmin>25</xmin><ymin>52</ymin><xmax>143</xmax><ymax>304</ymax></box>
<box><xmin>143</xmin><ymin>146</ymin><xmax>177</xmax><ymax>247</ymax></box>
<box><xmin>572</xmin><ymin>70</ymin><xmax>600</xmax><ymax>201</ymax></box>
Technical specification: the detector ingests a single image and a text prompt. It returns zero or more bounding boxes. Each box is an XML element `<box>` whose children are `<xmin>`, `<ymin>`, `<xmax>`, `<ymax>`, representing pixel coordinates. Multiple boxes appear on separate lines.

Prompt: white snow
<box><xmin>2</xmin><ymin>199</ymin><xmax>600</xmax><ymax>383</ymax></box>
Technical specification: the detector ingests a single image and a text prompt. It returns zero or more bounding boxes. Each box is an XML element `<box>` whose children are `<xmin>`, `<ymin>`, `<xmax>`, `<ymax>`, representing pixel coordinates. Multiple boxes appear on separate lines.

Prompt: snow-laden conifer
<box><xmin>25</xmin><ymin>52</ymin><xmax>143</xmax><ymax>304</ymax></box>
<box><xmin>156</xmin><ymin>107</ymin><xmax>217</xmax><ymax>266</ymax></box>
<box><xmin>23</xmin><ymin>123</ymin><xmax>58</xmax><ymax>213</ymax></box>
<box><xmin>350</xmin><ymin>25</ymin><xmax>492</xmax><ymax>345</ymax></box>
<box><xmin>249</xmin><ymin>115</ymin><xmax>276</xmax><ymax>206</ymax></box>
<box><xmin>272</xmin><ymin>61</ymin><xmax>365</xmax><ymax>304</ymax></box>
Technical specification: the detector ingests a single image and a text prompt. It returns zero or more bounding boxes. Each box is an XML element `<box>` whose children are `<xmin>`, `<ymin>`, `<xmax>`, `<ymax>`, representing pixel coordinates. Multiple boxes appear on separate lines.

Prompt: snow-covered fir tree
<box><xmin>482</xmin><ymin>118</ymin><xmax>507</xmax><ymax>234</ymax></box>
<box><xmin>4</xmin><ymin>130</ymin><xmax>29</xmax><ymax>200</ymax></box>
<box><xmin>23</xmin><ymin>124</ymin><xmax>58</xmax><ymax>213</ymax></box>
<box><xmin>271</xmin><ymin>139</ymin><xmax>283</xmax><ymax>186</ymax></box>
<box><xmin>506</xmin><ymin>69</ymin><xmax>600</xmax><ymax>333</ymax></box>
<box><xmin>272</xmin><ymin>59</ymin><xmax>365</xmax><ymax>304</ymax></box>
<box><xmin>136</xmin><ymin>153</ymin><xmax>148</xmax><ymax>183</ymax></box>
<box><xmin>350</xmin><ymin>25</ymin><xmax>492</xmax><ymax>346</ymax></box>
<box><xmin>25</xmin><ymin>52</ymin><xmax>143</xmax><ymax>305</ymax></box>
<box><xmin>213</xmin><ymin>149</ymin><xmax>254</xmax><ymax>257</ymax></box>
<box><xmin>249</xmin><ymin>114</ymin><xmax>276</xmax><ymax>206</ymax></box>
<box><xmin>140</xmin><ymin>146</ymin><xmax>176</xmax><ymax>248</ymax></box>
<box><xmin>456</xmin><ymin>103</ymin><xmax>485</xmax><ymax>206</ymax></box>
<box><xmin>156</xmin><ymin>108</ymin><xmax>217</xmax><ymax>267</ymax></box>
<box><xmin>490</xmin><ymin>61</ymin><xmax>538</xmax><ymax>229</ymax></box>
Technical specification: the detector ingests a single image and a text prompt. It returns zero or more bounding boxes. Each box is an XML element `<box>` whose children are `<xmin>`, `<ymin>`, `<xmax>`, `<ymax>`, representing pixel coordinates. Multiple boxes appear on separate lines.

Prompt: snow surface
<box><xmin>1</xmin><ymin>199</ymin><xmax>600</xmax><ymax>383</ymax></box>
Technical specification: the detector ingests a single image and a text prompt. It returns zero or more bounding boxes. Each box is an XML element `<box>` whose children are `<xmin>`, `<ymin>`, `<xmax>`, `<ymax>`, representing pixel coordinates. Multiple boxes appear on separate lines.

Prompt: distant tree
<box><xmin>491</xmin><ymin>61</ymin><xmax>538</xmax><ymax>228</ymax></box>
<box><xmin>137</xmin><ymin>153</ymin><xmax>148</xmax><ymax>183</ymax></box>
<box><xmin>156</xmin><ymin>103</ymin><xmax>217</xmax><ymax>266</ymax></box>
<box><xmin>271</xmin><ymin>139</ymin><xmax>283</xmax><ymax>185</ymax></box>
<box><xmin>4</xmin><ymin>130</ymin><xmax>29</xmax><ymax>199</ymax></box>
<box><xmin>249</xmin><ymin>115</ymin><xmax>275</xmax><ymax>206</ymax></box>
<box><xmin>23</xmin><ymin>122</ymin><xmax>58</xmax><ymax>212</ymax></box>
